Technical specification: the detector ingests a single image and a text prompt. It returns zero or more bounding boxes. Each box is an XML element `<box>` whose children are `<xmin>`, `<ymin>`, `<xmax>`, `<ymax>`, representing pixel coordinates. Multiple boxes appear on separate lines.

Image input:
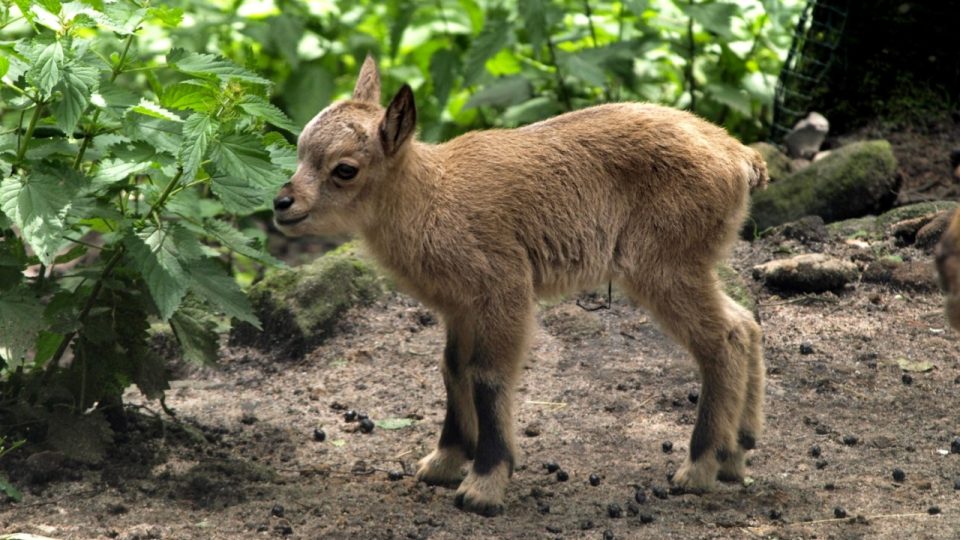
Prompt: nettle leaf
<box><xmin>92</xmin><ymin>157</ymin><xmax>151</xmax><ymax>187</ymax></box>
<box><xmin>179</xmin><ymin>113</ymin><xmax>217</xmax><ymax>180</ymax></box>
<box><xmin>267</xmin><ymin>139</ymin><xmax>297</xmax><ymax>176</ymax></box>
<box><xmin>184</xmin><ymin>257</ymin><xmax>259</xmax><ymax>327</ymax></box>
<box><xmin>203</xmin><ymin>219</ymin><xmax>284</xmax><ymax>267</ymax></box>
<box><xmin>31</xmin><ymin>41</ymin><xmax>64</xmax><ymax>97</ymax></box>
<box><xmin>680</xmin><ymin>1</ymin><xmax>739</xmax><ymax>39</ymax></box>
<box><xmin>147</xmin><ymin>5</ymin><xmax>184</xmax><ymax>27</ymax></box>
<box><xmin>129</xmin><ymin>98</ymin><xmax>183</xmax><ymax>122</ymax></box>
<box><xmin>161</xmin><ymin>81</ymin><xmax>218</xmax><ymax>112</ymax></box>
<box><xmin>430</xmin><ymin>49</ymin><xmax>459</xmax><ymax>110</ymax></box>
<box><xmin>464</xmin><ymin>76</ymin><xmax>531</xmax><ymax>109</ymax></box>
<box><xmin>705</xmin><ymin>82</ymin><xmax>752</xmax><ymax>116</ymax></box>
<box><xmin>0</xmin><ymin>169</ymin><xmax>82</xmax><ymax>266</ymax></box>
<box><xmin>31</xmin><ymin>3</ymin><xmax>63</xmax><ymax>32</ymax></box>
<box><xmin>123</xmin><ymin>225</ymin><xmax>188</xmax><ymax>321</ymax></box>
<box><xmin>54</xmin><ymin>63</ymin><xmax>100</xmax><ymax>136</ymax></box>
<box><xmin>387</xmin><ymin>0</ymin><xmax>415</xmax><ymax>59</ymax></box>
<box><xmin>517</xmin><ymin>0</ymin><xmax>549</xmax><ymax>52</ymax></box>
<box><xmin>211</xmin><ymin>134</ymin><xmax>285</xmax><ymax>188</ymax></box>
<box><xmin>167</xmin><ymin>48</ymin><xmax>271</xmax><ymax>86</ymax></box>
<box><xmin>170</xmin><ymin>297</ymin><xmax>219</xmax><ymax>365</ymax></box>
<box><xmin>463</xmin><ymin>7</ymin><xmax>512</xmax><ymax>86</ymax></box>
<box><xmin>209</xmin><ymin>175</ymin><xmax>271</xmax><ymax>214</ymax></box>
<box><xmin>123</xmin><ymin>117</ymin><xmax>182</xmax><ymax>155</ymax></box>
<box><xmin>0</xmin><ymin>287</ymin><xmax>46</xmax><ymax>367</ymax></box>
<box><xmin>238</xmin><ymin>96</ymin><xmax>299</xmax><ymax>134</ymax></box>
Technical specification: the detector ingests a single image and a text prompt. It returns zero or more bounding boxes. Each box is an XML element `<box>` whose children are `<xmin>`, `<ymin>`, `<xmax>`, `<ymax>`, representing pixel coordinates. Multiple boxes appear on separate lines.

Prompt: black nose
<box><xmin>274</xmin><ymin>196</ymin><xmax>294</xmax><ymax>211</ymax></box>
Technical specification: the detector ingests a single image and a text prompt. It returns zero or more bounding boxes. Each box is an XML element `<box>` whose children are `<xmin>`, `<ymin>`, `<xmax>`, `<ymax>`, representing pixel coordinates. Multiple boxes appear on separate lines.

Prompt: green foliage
<box><xmin>0</xmin><ymin>0</ymin><xmax>290</xmax><ymax>448</ymax></box>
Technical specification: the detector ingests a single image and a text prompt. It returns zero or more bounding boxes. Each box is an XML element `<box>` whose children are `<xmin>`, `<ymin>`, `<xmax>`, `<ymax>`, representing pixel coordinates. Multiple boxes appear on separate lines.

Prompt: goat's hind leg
<box><xmin>630</xmin><ymin>274</ymin><xmax>750</xmax><ymax>491</ymax></box>
<box><xmin>417</xmin><ymin>324</ymin><xmax>477</xmax><ymax>486</ymax></box>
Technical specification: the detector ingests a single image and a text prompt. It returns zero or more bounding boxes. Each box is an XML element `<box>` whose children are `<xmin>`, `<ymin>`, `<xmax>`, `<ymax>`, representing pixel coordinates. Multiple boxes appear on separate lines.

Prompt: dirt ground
<box><xmin>4</xmin><ymin>118</ymin><xmax>960</xmax><ymax>539</ymax></box>
<box><xmin>3</xmin><ymin>218</ymin><xmax>960</xmax><ymax>539</ymax></box>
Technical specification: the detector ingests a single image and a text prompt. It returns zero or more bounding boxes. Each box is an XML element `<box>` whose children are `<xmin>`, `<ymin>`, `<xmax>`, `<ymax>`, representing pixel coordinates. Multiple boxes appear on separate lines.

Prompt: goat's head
<box><xmin>273</xmin><ymin>55</ymin><xmax>417</xmax><ymax>236</ymax></box>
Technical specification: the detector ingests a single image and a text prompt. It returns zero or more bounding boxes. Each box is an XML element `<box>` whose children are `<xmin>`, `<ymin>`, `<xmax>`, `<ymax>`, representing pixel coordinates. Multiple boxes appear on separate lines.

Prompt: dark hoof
<box><xmin>454</xmin><ymin>492</ymin><xmax>504</xmax><ymax>517</ymax></box>
<box><xmin>717</xmin><ymin>470</ymin><xmax>744</xmax><ymax>483</ymax></box>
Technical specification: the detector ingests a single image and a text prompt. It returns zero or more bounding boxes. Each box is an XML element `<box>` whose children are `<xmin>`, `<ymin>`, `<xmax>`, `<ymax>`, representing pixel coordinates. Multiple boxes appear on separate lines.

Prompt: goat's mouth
<box><xmin>275</xmin><ymin>213</ymin><xmax>309</xmax><ymax>226</ymax></box>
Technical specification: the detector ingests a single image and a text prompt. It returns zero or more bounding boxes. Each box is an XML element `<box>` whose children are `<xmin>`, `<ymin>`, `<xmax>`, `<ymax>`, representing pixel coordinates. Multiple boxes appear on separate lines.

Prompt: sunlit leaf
<box><xmin>463</xmin><ymin>7</ymin><xmax>511</xmax><ymax>86</ymax></box>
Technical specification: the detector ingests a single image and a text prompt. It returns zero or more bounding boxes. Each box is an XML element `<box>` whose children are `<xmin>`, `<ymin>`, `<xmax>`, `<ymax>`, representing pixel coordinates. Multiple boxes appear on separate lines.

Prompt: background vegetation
<box><xmin>0</xmin><ymin>0</ymin><xmax>802</xmax><ymax>488</ymax></box>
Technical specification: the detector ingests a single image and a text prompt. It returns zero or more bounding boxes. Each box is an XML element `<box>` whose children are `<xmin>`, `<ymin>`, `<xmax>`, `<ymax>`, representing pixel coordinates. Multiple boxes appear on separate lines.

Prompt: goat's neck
<box><xmin>362</xmin><ymin>141</ymin><xmax>443</xmax><ymax>269</ymax></box>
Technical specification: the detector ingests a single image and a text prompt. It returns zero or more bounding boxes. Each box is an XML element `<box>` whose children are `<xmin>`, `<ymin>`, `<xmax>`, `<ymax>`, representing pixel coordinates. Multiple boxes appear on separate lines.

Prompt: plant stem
<box><xmin>148</xmin><ymin>168</ymin><xmax>184</xmax><ymax>218</ymax></box>
<box><xmin>15</xmin><ymin>101</ymin><xmax>44</xmax><ymax>168</ymax></box>
<box><xmin>73</xmin><ymin>32</ymin><xmax>138</xmax><ymax>170</ymax></box>
<box><xmin>545</xmin><ymin>38</ymin><xmax>573</xmax><ymax>111</ymax></box>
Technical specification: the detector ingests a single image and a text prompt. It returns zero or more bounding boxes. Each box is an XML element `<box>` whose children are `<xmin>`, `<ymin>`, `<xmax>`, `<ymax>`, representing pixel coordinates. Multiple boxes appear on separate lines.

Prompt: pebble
<box><xmin>313</xmin><ymin>428</ymin><xmax>326</xmax><ymax>442</ymax></box>
<box><xmin>607</xmin><ymin>503</ymin><xmax>623</xmax><ymax>519</ymax></box>
<box><xmin>640</xmin><ymin>514</ymin><xmax>654</xmax><ymax>524</ymax></box>
<box><xmin>358</xmin><ymin>418</ymin><xmax>375</xmax><ymax>433</ymax></box>
<box><xmin>892</xmin><ymin>468</ymin><xmax>905</xmax><ymax>482</ymax></box>
<box><xmin>800</xmin><ymin>342</ymin><xmax>814</xmax><ymax>355</ymax></box>
<box><xmin>271</xmin><ymin>504</ymin><xmax>285</xmax><ymax>518</ymax></box>
<box><xmin>842</xmin><ymin>435</ymin><xmax>858</xmax><ymax>445</ymax></box>
<box><xmin>556</xmin><ymin>470</ymin><xmax>569</xmax><ymax>482</ymax></box>
<box><xmin>810</xmin><ymin>445</ymin><xmax>821</xmax><ymax>458</ymax></box>
<box><xmin>661</xmin><ymin>441</ymin><xmax>673</xmax><ymax>453</ymax></box>
<box><xmin>951</xmin><ymin>438</ymin><xmax>960</xmax><ymax>454</ymax></box>
<box><xmin>544</xmin><ymin>462</ymin><xmax>560</xmax><ymax>473</ymax></box>
<box><xmin>834</xmin><ymin>507</ymin><xmax>847</xmax><ymax>518</ymax></box>
<box><xmin>589</xmin><ymin>474</ymin><xmax>601</xmax><ymax>486</ymax></box>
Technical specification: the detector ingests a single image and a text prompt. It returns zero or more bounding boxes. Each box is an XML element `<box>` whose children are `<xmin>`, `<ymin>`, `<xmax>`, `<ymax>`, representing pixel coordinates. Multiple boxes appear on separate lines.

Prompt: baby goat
<box><xmin>274</xmin><ymin>56</ymin><xmax>768</xmax><ymax>516</ymax></box>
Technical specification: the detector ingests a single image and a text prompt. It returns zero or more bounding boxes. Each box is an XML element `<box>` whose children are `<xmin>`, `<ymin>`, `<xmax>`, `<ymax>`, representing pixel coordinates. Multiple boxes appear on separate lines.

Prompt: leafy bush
<box><xmin>0</xmin><ymin>0</ymin><xmax>801</xmax><ymax>456</ymax></box>
<box><xmin>0</xmin><ymin>0</ymin><xmax>292</xmax><ymax>451</ymax></box>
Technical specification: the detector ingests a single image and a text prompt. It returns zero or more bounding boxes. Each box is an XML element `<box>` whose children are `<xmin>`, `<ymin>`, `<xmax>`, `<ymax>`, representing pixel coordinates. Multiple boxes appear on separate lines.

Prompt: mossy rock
<box><xmin>748</xmin><ymin>140</ymin><xmax>898</xmax><ymax>234</ymax></box>
<box><xmin>230</xmin><ymin>243</ymin><xmax>386</xmax><ymax>359</ymax></box>
<box><xmin>875</xmin><ymin>201</ymin><xmax>959</xmax><ymax>232</ymax></box>
<box><xmin>827</xmin><ymin>215</ymin><xmax>881</xmax><ymax>240</ymax></box>
<box><xmin>718</xmin><ymin>264</ymin><xmax>756</xmax><ymax>313</ymax></box>
<box><xmin>750</xmin><ymin>142</ymin><xmax>792</xmax><ymax>183</ymax></box>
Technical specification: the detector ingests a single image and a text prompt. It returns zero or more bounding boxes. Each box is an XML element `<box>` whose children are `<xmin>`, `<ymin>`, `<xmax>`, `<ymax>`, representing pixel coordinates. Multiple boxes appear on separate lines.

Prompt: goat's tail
<box><xmin>745</xmin><ymin>148</ymin><xmax>769</xmax><ymax>192</ymax></box>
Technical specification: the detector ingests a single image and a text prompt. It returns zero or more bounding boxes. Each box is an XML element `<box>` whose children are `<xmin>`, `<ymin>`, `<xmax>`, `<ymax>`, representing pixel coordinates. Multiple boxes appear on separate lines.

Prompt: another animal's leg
<box><xmin>417</xmin><ymin>322</ymin><xmax>477</xmax><ymax>486</ymax></box>
<box><xmin>716</xmin><ymin>296</ymin><xmax>764</xmax><ymax>482</ymax></box>
<box><xmin>625</xmin><ymin>270</ymin><xmax>749</xmax><ymax>491</ymax></box>
<box><xmin>454</xmin><ymin>301</ymin><xmax>532</xmax><ymax>517</ymax></box>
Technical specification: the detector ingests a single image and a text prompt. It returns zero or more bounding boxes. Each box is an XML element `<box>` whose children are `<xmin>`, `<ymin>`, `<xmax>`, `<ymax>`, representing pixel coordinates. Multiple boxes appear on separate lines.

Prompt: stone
<box><xmin>863</xmin><ymin>259</ymin><xmax>938</xmax><ymax>292</ymax></box>
<box><xmin>777</xmin><ymin>215</ymin><xmax>828</xmax><ymax>244</ymax></box>
<box><xmin>784</xmin><ymin>112</ymin><xmax>830</xmax><ymax>159</ymax></box>
<box><xmin>877</xmin><ymin>201</ymin><xmax>959</xmax><ymax>232</ymax></box>
<box><xmin>749</xmin><ymin>142</ymin><xmax>792</xmax><ymax>183</ymax></box>
<box><xmin>229</xmin><ymin>243</ymin><xmax>386</xmax><ymax>359</ymax></box>
<box><xmin>916</xmin><ymin>210</ymin><xmax>955</xmax><ymax>250</ymax></box>
<box><xmin>752</xmin><ymin>253</ymin><xmax>858</xmax><ymax>293</ymax></box>
<box><xmin>748</xmin><ymin>140</ymin><xmax>898</xmax><ymax>233</ymax></box>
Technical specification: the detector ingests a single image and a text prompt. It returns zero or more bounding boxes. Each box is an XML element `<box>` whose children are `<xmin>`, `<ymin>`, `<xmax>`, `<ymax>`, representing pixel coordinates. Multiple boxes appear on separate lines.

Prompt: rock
<box><xmin>718</xmin><ymin>263</ymin><xmax>756</xmax><ymax>312</ymax></box>
<box><xmin>230</xmin><ymin>243</ymin><xmax>386</xmax><ymax>359</ymax></box>
<box><xmin>752</xmin><ymin>254</ymin><xmax>858</xmax><ymax>293</ymax></box>
<box><xmin>827</xmin><ymin>215</ymin><xmax>880</xmax><ymax>240</ymax></box>
<box><xmin>750</xmin><ymin>142</ymin><xmax>792</xmax><ymax>182</ymax></box>
<box><xmin>863</xmin><ymin>258</ymin><xmax>938</xmax><ymax>292</ymax></box>
<box><xmin>813</xmin><ymin>150</ymin><xmax>832</xmax><ymax>162</ymax></box>
<box><xmin>748</xmin><ymin>140</ymin><xmax>898</xmax><ymax>233</ymax></box>
<box><xmin>891</xmin><ymin>215</ymin><xmax>938</xmax><ymax>246</ymax></box>
<box><xmin>24</xmin><ymin>451</ymin><xmax>67</xmax><ymax>484</ymax></box>
<box><xmin>877</xmin><ymin>201</ymin><xmax>959</xmax><ymax>232</ymax></box>
<box><xmin>784</xmin><ymin>112</ymin><xmax>829</xmax><ymax>159</ymax></box>
<box><xmin>777</xmin><ymin>215</ymin><xmax>828</xmax><ymax>244</ymax></box>
<box><xmin>916</xmin><ymin>211</ymin><xmax>954</xmax><ymax>250</ymax></box>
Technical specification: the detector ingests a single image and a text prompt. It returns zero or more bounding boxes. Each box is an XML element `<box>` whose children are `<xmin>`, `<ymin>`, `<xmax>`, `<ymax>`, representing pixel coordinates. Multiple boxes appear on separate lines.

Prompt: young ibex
<box><xmin>936</xmin><ymin>209</ymin><xmax>960</xmax><ymax>331</ymax></box>
<box><xmin>274</xmin><ymin>56</ymin><xmax>768</xmax><ymax>516</ymax></box>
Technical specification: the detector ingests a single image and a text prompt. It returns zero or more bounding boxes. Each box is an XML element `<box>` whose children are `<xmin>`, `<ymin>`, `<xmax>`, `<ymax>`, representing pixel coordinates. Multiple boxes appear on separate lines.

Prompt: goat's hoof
<box><xmin>717</xmin><ymin>450</ymin><xmax>746</xmax><ymax>483</ymax></box>
<box><xmin>415</xmin><ymin>448</ymin><xmax>467</xmax><ymax>487</ymax></box>
<box><xmin>453</xmin><ymin>469</ymin><xmax>508</xmax><ymax>517</ymax></box>
<box><xmin>672</xmin><ymin>457</ymin><xmax>717</xmax><ymax>492</ymax></box>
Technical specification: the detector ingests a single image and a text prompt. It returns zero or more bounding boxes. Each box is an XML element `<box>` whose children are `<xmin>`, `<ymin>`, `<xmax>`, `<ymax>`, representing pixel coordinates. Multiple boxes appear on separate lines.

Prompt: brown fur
<box><xmin>275</xmin><ymin>55</ymin><xmax>768</xmax><ymax>516</ymax></box>
<box><xmin>936</xmin><ymin>209</ymin><xmax>960</xmax><ymax>331</ymax></box>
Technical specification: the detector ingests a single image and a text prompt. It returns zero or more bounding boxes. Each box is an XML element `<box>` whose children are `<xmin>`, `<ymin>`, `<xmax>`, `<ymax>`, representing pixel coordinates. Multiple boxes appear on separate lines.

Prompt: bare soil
<box><xmin>3</xmin><ymin>222</ymin><xmax>960</xmax><ymax>540</ymax></box>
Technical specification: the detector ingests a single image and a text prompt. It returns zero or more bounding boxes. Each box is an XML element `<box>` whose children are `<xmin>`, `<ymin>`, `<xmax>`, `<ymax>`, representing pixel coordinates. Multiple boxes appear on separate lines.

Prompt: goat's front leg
<box><xmin>453</xmin><ymin>308</ymin><xmax>530</xmax><ymax>517</ymax></box>
<box><xmin>417</xmin><ymin>325</ymin><xmax>477</xmax><ymax>486</ymax></box>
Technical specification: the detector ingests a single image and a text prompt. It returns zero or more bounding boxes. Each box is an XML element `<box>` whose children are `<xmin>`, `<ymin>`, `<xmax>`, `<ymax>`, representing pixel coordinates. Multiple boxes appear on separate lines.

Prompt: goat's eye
<box><xmin>332</xmin><ymin>163</ymin><xmax>358</xmax><ymax>181</ymax></box>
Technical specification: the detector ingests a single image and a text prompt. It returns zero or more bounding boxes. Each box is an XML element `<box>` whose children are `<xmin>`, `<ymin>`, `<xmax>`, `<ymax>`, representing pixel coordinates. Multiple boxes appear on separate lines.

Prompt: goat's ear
<box><xmin>352</xmin><ymin>54</ymin><xmax>381</xmax><ymax>103</ymax></box>
<box><xmin>379</xmin><ymin>84</ymin><xmax>417</xmax><ymax>156</ymax></box>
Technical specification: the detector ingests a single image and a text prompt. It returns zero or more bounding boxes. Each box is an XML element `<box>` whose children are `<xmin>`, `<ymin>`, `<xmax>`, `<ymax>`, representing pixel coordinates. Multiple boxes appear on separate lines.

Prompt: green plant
<box><xmin>0</xmin><ymin>436</ymin><xmax>24</xmax><ymax>501</ymax></box>
<box><xmin>0</xmin><ymin>0</ymin><xmax>290</xmax><ymax>455</ymax></box>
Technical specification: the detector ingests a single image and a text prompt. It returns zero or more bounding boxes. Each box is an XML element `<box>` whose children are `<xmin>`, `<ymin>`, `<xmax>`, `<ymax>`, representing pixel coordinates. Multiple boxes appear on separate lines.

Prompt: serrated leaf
<box><xmin>167</xmin><ymin>48</ymin><xmax>271</xmax><ymax>85</ymax></box>
<box><xmin>517</xmin><ymin>0</ymin><xmax>548</xmax><ymax>52</ymax></box>
<box><xmin>430</xmin><ymin>49</ymin><xmax>459</xmax><ymax>110</ymax></box>
<box><xmin>375</xmin><ymin>417</ymin><xmax>416</xmax><ymax>430</ymax></box>
<box><xmin>54</xmin><ymin>63</ymin><xmax>100</xmax><ymax>135</ymax></box>
<box><xmin>238</xmin><ymin>96</ymin><xmax>299</xmax><ymax>134</ymax></box>
<box><xmin>203</xmin><ymin>219</ymin><xmax>284</xmax><ymax>267</ymax></box>
<box><xmin>211</xmin><ymin>134</ymin><xmax>285</xmax><ymax>188</ymax></box>
<box><xmin>184</xmin><ymin>257</ymin><xmax>259</xmax><ymax>327</ymax></box>
<box><xmin>170</xmin><ymin>300</ymin><xmax>219</xmax><ymax>365</ymax></box>
<box><xmin>161</xmin><ymin>81</ymin><xmax>218</xmax><ymax>112</ymax></box>
<box><xmin>148</xmin><ymin>5</ymin><xmax>183</xmax><ymax>26</ymax></box>
<box><xmin>179</xmin><ymin>113</ymin><xmax>216</xmax><ymax>180</ymax></box>
<box><xmin>463</xmin><ymin>8</ymin><xmax>511</xmax><ymax>86</ymax></box>
<box><xmin>267</xmin><ymin>139</ymin><xmax>297</xmax><ymax>176</ymax></box>
<box><xmin>31</xmin><ymin>4</ymin><xmax>63</xmax><ymax>32</ymax></box>
<box><xmin>464</xmin><ymin>76</ymin><xmax>531</xmax><ymax>109</ymax></box>
<box><xmin>31</xmin><ymin>41</ymin><xmax>64</xmax><ymax>97</ymax></box>
<box><xmin>706</xmin><ymin>82</ymin><xmax>752</xmax><ymax>116</ymax></box>
<box><xmin>503</xmin><ymin>96</ymin><xmax>563</xmax><ymax>125</ymax></box>
<box><xmin>209</xmin><ymin>175</ymin><xmax>271</xmax><ymax>214</ymax></box>
<box><xmin>122</xmin><ymin>117</ymin><xmax>181</xmax><ymax>155</ymax></box>
<box><xmin>129</xmin><ymin>98</ymin><xmax>182</xmax><ymax>122</ymax></box>
<box><xmin>92</xmin><ymin>158</ymin><xmax>151</xmax><ymax>186</ymax></box>
<box><xmin>387</xmin><ymin>0</ymin><xmax>415</xmax><ymax>59</ymax></box>
<box><xmin>133</xmin><ymin>350</ymin><xmax>170</xmax><ymax>400</ymax></box>
<box><xmin>0</xmin><ymin>473</ymin><xmax>22</xmax><ymax>502</ymax></box>
<box><xmin>0</xmin><ymin>287</ymin><xmax>46</xmax><ymax>367</ymax></box>
<box><xmin>0</xmin><ymin>169</ymin><xmax>82</xmax><ymax>266</ymax></box>
<box><xmin>558</xmin><ymin>51</ymin><xmax>608</xmax><ymax>88</ymax></box>
<box><xmin>680</xmin><ymin>1</ymin><xmax>738</xmax><ymax>39</ymax></box>
<box><xmin>123</xmin><ymin>226</ymin><xmax>188</xmax><ymax>321</ymax></box>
